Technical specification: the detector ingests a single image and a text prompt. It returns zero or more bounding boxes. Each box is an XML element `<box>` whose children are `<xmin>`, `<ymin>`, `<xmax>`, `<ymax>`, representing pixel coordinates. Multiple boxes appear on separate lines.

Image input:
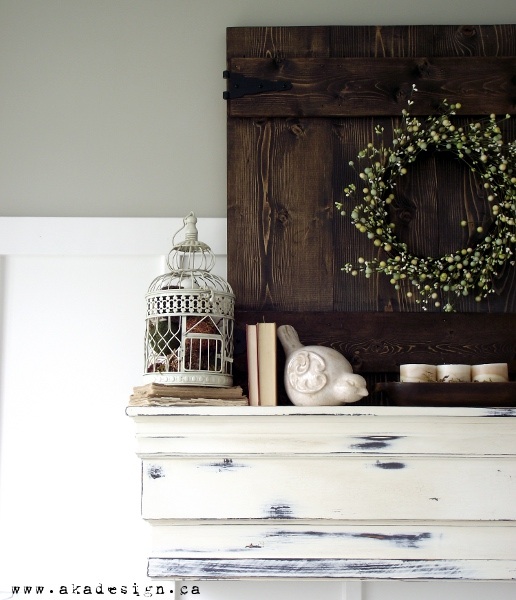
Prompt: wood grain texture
<box><xmin>226</xmin><ymin>57</ymin><xmax>516</xmax><ymax>117</ymax></box>
<box><xmin>227</xmin><ymin>25</ymin><xmax>516</xmax><ymax>60</ymax></box>
<box><xmin>227</xmin><ymin>117</ymin><xmax>335</xmax><ymax>310</ymax></box>
<box><xmin>226</xmin><ymin>25</ymin><xmax>516</xmax><ymax>314</ymax></box>
<box><xmin>226</xmin><ymin>26</ymin><xmax>331</xmax><ymax>60</ymax></box>
<box><xmin>149</xmin><ymin>522</ymin><xmax>515</xmax><ymax>560</ymax></box>
<box><xmin>234</xmin><ymin>312</ymin><xmax>516</xmax><ymax>372</ymax></box>
<box><xmin>148</xmin><ymin>557</ymin><xmax>516</xmax><ymax>580</ymax></box>
<box><xmin>142</xmin><ymin>455</ymin><xmax>516</xmax><ymax>521</ymax></box>
<box><xmin>132</xmin><ymin>416</ymin><xmax>516</xmax><ymax>457</ymax></box>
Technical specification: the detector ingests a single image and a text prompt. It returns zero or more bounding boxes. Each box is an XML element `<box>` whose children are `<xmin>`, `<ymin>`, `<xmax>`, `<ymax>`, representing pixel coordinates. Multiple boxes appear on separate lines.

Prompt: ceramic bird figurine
<box><xmin>277</xmin><ymin>324</ymin><xmax>368</xmax><ymax>406</ymax></box>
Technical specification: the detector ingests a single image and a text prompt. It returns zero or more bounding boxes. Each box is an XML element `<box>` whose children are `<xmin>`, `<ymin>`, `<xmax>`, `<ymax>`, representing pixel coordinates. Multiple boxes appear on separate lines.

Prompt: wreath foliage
<box><xmin>336</xmin><ymin>90</ymin><xmax>516</xmax><ymax>311</ymax></box>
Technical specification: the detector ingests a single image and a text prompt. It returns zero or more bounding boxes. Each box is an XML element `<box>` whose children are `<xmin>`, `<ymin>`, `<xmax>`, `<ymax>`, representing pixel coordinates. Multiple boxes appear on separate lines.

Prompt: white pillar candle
<box><xmin>399</xmin><ymin>364</ymin><xmax>437</xmax><ymax>382</ymax></box>
<box><xmin>472</xmin><ymin>363</ymin><xmax>509</xmax><ymax>382</ymax></box>
<box><xmin>437</xmin><ymin>364</ymin><xmax>471</xmax><ymax>383</ymax></box>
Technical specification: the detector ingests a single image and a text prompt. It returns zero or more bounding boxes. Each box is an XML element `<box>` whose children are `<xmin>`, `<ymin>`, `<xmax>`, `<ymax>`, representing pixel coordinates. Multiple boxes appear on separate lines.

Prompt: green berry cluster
<box><xmin>336</xmin><ymin>89</ymin><xmax>516</xmax><ymax>311</ymax></box>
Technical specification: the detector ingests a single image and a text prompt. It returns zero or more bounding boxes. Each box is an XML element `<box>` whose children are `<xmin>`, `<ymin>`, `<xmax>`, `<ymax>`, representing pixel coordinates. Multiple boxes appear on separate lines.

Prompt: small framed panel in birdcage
<box><xmin>144</xmin><ymin>213</ymin><xmax>234</xmax><ymax>387</ymax></box>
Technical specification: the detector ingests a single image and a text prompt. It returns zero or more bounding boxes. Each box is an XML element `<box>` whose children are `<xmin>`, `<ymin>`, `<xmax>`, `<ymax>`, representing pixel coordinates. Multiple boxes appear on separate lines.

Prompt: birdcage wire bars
<box><xmin>144</xmin><ymin>213</ymin><xmax>234</xmax><ymax>387</ymax></box>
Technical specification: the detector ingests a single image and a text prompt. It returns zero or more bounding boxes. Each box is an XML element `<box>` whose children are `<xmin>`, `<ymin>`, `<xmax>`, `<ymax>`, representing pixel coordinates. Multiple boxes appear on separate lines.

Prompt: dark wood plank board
<box><xmin>226</xmin><ymin>26</ymin><xmax>332</xmax><ymax>59</ymax></box>
<box><xmin>227</xmin><ymin>117</ymin><xmax>336</xmax><ymax>311</ymax></box>
<box><xmin>235</xmin><ymin>310</ymin><xmax>516</xmax><ymax>374</ymax></box>
<box><xmin>233</xmin><ymin>310</ymin><xmax>516</xmax><ymax>404</ymax></box>
<box><xmin>226</xmin><ymin>57</ymin><xmax>516</xmax><ymax>117</ymax></box>
<box><xmin>227</xmin><ymin>25</ymin><xmax>516</xmax><ymax>60</ymax></box>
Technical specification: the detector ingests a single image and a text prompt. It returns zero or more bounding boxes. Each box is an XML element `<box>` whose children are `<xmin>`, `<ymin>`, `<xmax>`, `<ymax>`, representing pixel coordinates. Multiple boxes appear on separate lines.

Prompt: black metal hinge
<box><xmin>223</xmin><ymin>71</ymin><xmax>292</xmax><ymax>100</ymax></box>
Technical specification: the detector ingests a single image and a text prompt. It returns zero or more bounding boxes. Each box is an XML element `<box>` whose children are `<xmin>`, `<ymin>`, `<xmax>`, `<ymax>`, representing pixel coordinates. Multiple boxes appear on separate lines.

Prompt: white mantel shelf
<box><xmin>127</xmin><ymin>405</ymin><xmax>516</xmax><ymax>581</ymax></box>
<box><xmin>127</xmin><ymin>405</ymin><xmax>516</xmax><ymax>417</ymax></box>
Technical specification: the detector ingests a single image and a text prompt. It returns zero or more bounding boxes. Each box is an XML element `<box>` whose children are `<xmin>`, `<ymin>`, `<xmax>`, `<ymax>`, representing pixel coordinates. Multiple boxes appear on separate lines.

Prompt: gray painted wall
<box><xmin>1</xmin><ymin>0</ymin><xmax>515</xmax><ymax>217</ymax></box>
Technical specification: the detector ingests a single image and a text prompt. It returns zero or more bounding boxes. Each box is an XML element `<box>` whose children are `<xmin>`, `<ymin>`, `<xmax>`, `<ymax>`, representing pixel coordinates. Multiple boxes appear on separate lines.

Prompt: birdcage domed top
<box><xmin>146</xmin><ymin>212</ymin><xmax>233</xmax><ymax>295</ymax></box>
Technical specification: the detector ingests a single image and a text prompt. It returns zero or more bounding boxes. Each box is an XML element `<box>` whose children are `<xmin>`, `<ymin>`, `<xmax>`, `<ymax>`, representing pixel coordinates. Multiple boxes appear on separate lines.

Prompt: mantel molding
<box><xmin>128</xmin><ymin>406</ymin><xmax>516</xmax><ymax>581</ymax></box>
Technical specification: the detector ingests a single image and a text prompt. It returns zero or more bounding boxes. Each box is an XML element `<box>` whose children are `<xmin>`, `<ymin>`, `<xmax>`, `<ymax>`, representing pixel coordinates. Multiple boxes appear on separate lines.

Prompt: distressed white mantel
<box><xmin>127</xmin><ymin>404</ymin><xmax>516</xmax><ymax>581</ymax></box>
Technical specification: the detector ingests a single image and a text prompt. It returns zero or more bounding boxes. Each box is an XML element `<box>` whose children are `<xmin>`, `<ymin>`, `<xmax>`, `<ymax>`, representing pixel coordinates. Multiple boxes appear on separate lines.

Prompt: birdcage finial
<box><xmin>183</xmin><ymin>212</ymin><xmax>198</xmax><ymax>243</ymax></box>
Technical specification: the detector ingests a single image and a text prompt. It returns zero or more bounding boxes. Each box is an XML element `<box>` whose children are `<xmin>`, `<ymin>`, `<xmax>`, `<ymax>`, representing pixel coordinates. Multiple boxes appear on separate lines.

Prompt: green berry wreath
<box><xmin>336</xmin><ymin>91</ymin><xmax>516</xmax><ymax>312</ymax></box>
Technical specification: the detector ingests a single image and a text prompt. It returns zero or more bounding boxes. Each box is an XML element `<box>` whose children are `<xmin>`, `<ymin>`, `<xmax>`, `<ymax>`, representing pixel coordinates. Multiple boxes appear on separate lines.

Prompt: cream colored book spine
<box><xmin>257</xmin><ymin>322</ymin><xmax>277</xmax><ymax>406</ymax></box>
<box><xmin>246</xmin><ymin>324</ymin><xmax>260</xmax><ymax>406</ymax></box>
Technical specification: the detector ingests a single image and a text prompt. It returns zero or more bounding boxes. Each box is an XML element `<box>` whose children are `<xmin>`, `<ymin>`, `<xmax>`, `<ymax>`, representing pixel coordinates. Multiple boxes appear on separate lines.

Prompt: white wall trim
<box><xmin>0</xmin><ymin>217</ymin><xmax>227</xmax><ymax>256</ymax></box>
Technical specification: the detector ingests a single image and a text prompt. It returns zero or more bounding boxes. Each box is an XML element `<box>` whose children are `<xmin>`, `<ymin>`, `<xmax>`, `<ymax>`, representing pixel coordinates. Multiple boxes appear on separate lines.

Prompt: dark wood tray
<box><xmin>375</xmin><ymin>382</ymin><xmax>516</xmax><ymax>407</ymax></box>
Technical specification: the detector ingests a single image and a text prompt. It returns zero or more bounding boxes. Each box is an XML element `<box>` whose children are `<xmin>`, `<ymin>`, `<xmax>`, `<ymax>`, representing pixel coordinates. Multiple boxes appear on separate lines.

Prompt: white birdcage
<box><xmin>144</xmin><ymin>213</ymin><xmax>234</xmax><ymax>387</ymax></box>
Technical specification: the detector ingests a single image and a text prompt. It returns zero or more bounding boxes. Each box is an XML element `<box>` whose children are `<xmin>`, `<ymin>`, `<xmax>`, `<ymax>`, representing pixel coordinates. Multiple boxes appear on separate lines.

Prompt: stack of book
<box><xmin>129</xmin><ymin>383</ymin><xmax>248</xmax><ymax>406</ymax></box>
<box><xmin>246</xmin><ymin>322</ymin><xmax>278</xmax><ymax>406</ymax></box>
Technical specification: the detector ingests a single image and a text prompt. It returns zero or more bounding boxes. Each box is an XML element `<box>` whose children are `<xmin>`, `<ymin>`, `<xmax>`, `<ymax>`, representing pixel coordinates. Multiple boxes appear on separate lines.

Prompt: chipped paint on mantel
<box><xmin>127</xmin><ymin>406</ymin><xmax>516</xmax><ymax>581</ymax></box>
<box><xmin>147</xmin><ymin>557</ymin><xmax>516</xmax><ymax>581</ymax></box>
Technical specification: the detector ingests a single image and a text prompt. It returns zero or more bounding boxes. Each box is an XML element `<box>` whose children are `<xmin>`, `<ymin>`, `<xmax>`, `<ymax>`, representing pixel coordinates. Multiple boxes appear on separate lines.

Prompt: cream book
<box><xmin>246</xmin><ymin>324</ymin><xmax>260</xmax><ymax>406</ymax></box>
<box><xmin>257</xmin><ymin>322</ymin><xmax>277</xmax><ymax>406</ymax></box>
